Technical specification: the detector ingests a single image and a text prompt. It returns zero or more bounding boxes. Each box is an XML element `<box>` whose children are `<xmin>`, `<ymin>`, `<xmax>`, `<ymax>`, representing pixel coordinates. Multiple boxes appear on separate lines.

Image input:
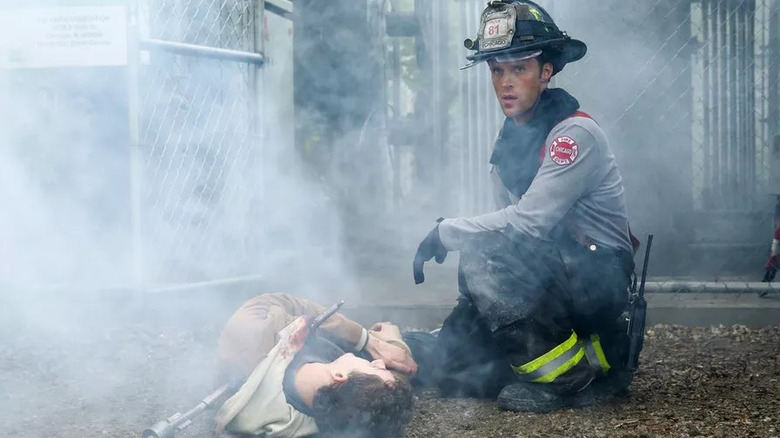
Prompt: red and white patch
<box><xmin>549</xmin><ymin>136</ymin><xmax>579</xmax><ymax>166</ymax></box>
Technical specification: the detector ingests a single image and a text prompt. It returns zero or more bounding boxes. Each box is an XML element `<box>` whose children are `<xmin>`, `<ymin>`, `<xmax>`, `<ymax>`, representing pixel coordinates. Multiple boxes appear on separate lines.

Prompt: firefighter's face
<box><xmin>488</xmin><ymin>57</ymin><xmax>553</xmax><ymax>124</ymax></box>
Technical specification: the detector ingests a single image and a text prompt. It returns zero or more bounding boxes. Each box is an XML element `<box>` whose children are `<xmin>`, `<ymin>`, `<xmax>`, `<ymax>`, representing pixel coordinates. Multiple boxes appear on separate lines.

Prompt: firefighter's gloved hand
<box><xmin>413</xmin><ymin>221</ymin><xmax>448</xmax><ymax>284</ymax></box>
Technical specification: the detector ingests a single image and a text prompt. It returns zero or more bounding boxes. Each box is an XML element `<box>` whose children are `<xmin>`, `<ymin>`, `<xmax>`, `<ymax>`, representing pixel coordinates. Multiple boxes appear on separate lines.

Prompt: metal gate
<box><xmin>691</xmin><ymin>0</ymin><xmax>779</xmax><ymax>210</ymax></box>
<box><xmin>128</xmin><ymin>0</ymin><xmax>268</xmax><ymax>290</ymax></box>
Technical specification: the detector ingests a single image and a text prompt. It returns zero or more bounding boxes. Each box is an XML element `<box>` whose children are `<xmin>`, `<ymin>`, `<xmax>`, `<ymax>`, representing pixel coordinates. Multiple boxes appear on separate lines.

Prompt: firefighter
<box><xmin>413</xmin><ymin>0</ymin><xmax>639</xmax><ymax>412</ymax></box>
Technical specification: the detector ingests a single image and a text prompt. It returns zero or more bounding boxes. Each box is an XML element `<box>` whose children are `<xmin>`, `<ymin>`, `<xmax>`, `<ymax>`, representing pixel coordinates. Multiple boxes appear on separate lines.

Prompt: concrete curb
<box><xmin>339</xmin><ymin>293</ymin><xmax>780</xmax><ymax>330</ymax></box>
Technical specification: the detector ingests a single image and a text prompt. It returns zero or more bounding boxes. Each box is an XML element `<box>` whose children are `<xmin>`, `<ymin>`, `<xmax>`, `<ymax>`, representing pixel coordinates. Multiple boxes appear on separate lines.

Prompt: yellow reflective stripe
<box><xmin>531</xmin><ymin>348</ymin><xmax>585</xmax><ymax>383</ymax></box>
<box><xmin>590</xmin><ymin>334</ymin><xmax>611</xmax><ymax>373</ymax></box>
<box><xmin>511</xmin><ymin>331</ymin><xmax>586</xmax><ymax>383</ymax></box>
<box><xmin>515</xmin><ymin>331</ymin><xmax>578</xmax><ymax>373</ymax></box>
<box><xmin>582</xmin><ymin>340</ymin><xmax>601</xmax><ymax>372</ymax></box>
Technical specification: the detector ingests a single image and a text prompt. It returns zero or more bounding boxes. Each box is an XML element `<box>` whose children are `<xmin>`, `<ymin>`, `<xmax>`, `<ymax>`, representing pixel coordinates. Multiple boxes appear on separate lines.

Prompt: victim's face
<box><xmin>331</xmin><ymin>353</ymin><xmax>396</xmax><ymax>384</ymax></box>
<box><xmin>488</xmin><ymin>57</ymin><xmax>549</xmax><ymax>124</ymax></box>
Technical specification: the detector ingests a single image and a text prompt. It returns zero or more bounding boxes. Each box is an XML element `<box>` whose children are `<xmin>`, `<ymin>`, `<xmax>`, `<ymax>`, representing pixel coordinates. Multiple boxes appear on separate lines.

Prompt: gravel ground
<box><xmin>1</xmin><ymin>306</ymin><xmax>778</xmax><ymax>438</ymax></box>
<box><xmin>408</xmin><ymin>325</ymin><xmax>780</xmax><ymax>438</ymax></box>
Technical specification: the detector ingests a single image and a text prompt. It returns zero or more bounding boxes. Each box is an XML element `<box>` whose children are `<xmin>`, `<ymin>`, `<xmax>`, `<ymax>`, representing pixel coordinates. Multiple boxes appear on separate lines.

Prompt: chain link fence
<box><xmin>430</xmin><ymin>0</ymin><xmax>780</xmax><ymax>283</ymax></box>
<box><xmin>6</xmin><ymin>0</ymin><xmax>776</xmax><ymax>296</ymax></box>
<box><xmin>145</xmin><ymin>0</ymin><xmax>255</xmax><ymax>49</ymax></box>
<box><xmin>133</xmin><ymin>0</ymin><xmax>263</xmax><ymax>286</ymax></box>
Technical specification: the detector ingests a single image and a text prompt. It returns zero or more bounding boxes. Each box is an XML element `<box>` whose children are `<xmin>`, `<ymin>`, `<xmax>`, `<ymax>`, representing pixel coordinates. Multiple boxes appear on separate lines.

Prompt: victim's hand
<box><xmin>370</xmin><ymin>322</ymin><xmax>403</xmax><ymax>342</ymax></box>
<box><xmin>365</xmin><ymin>333</ymin><xmax>418</xmax><ymax>376</ymax></box>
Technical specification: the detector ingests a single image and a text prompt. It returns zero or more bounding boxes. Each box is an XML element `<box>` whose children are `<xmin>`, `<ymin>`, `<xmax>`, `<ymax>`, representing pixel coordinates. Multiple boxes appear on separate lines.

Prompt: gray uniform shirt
<box><xmin>439</xmin><ymin>115</ymin><xmax>633</xmax><ymax>254</ymax></box>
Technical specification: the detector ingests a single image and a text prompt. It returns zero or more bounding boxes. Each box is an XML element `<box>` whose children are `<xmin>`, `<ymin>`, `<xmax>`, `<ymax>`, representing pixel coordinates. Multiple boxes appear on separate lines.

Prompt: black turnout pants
<box><xmin>431</xmin><ymin>231</ymin><xmax>634</xmax><ymax>398</ymax></box>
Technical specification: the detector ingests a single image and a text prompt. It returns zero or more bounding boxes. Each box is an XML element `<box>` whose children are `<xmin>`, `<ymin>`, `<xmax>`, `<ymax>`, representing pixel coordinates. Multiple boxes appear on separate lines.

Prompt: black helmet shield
<box><xmin>462</xmin><ymin>0</ymin><xmax>587</xmax><ymax>75</ymax></box>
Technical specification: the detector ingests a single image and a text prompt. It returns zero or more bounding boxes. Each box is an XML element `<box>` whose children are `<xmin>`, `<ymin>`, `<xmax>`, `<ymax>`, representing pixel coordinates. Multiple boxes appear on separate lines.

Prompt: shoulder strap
<box><xmin>570</xmin><ymin>110</ymin><xmax>593</xmax><ymax>120</ymax></box>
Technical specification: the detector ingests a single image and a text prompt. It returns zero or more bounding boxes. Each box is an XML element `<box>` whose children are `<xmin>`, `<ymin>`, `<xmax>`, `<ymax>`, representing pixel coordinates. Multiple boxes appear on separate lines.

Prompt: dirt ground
<box><xmin>408</xmin><ymin>325</ymin><xmax>780</xmax><ymax>438</ymax></box>
<box><xmin>1</xmin><ymin>301</ymin><xmax>778</xmax><ymax>438</ymax></box>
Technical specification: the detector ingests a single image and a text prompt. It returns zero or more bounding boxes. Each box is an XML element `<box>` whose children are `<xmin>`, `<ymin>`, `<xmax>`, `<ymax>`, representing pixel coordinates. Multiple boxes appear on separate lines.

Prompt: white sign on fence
<box><xmin>0</xmin><ymin>6</ymin><xmax>128</xmax><ymax>69</ymax></box>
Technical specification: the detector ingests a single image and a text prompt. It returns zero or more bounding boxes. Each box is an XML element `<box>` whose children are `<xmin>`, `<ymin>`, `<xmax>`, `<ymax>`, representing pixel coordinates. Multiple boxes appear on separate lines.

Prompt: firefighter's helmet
<box><xmin>462</xmin><ymin>0</ymin><xmax>586</xmax><ymax>74</ymax></box>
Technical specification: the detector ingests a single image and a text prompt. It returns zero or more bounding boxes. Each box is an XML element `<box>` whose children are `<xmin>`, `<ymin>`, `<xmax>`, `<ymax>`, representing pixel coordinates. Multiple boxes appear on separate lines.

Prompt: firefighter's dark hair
<box><xmin>310</xmin><ymin>371</ymin><xmax>414</xmax><ymax>438</ymax></box>
<box><xmin>538</xmin><ymin>49</ymin><xmax>562</xmax><ymax>77</ymax></box>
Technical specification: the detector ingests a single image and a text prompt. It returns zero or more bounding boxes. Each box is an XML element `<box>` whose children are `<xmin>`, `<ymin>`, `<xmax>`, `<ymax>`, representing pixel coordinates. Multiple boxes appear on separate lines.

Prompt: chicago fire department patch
<box><xmin>549</xmin><ymin>136</ymin><xmax>579</xmax><ymax>166</ymax></box>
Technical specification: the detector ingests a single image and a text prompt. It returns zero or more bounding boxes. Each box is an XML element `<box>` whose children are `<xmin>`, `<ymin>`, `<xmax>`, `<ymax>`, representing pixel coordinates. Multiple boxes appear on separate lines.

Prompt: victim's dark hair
<box><xmin>310</xmin><ymin>371</ymin><xmax>414</xmax><ymax>438</ymax></box>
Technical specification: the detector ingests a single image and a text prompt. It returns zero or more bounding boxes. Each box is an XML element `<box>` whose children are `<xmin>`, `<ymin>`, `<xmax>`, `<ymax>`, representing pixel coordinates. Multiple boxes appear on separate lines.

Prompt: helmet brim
<box><xmin>462</xmin><ymin>38</ymin><xmax>587</xmax><ymax>71</ymax></box>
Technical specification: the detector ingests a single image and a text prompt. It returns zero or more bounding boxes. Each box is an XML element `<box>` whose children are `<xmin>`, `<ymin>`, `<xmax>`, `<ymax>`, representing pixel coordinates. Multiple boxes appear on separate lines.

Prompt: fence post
<box><xmin>771</xmin><ymin>0</ymin><xmax>780</xmax><ymax>178</ymax></box>
<box><xmin>252</xmin><ymin>0</ymin><xmax>266</xmax><ymax>237</ymax></box>
<box><xmin>127</xmin><ymin>0</ymin><xmax>144</xmax><ymax>291</ymax></box>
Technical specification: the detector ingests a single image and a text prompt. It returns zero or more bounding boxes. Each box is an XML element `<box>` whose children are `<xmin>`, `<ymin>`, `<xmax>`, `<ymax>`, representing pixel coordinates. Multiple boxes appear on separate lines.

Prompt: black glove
<box><xmin>413</xmin><ymin>221</ymin><xmax>448</xmax><ymax>284</ymax></box>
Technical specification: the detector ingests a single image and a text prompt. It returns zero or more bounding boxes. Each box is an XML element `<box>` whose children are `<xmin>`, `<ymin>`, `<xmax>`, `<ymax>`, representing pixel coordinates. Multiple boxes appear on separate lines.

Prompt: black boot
<box><xmin>568</xmin><ymin>370</ymin><xmax>634</xmax><ymax>408</ymax></box>
<box><xmin>498</xmin><ymin>363</ymin><xmax>595</xmax><ymax>413</ymax></box>
<box><xmin>497</xmin><ymin>382</ymin><xmax>572</xmax><ymax>413</ymax></box>
<box><xmin>499</xmin><ymin>370</ymin><xmax>632</xmax><ymax>413</ymax></box>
